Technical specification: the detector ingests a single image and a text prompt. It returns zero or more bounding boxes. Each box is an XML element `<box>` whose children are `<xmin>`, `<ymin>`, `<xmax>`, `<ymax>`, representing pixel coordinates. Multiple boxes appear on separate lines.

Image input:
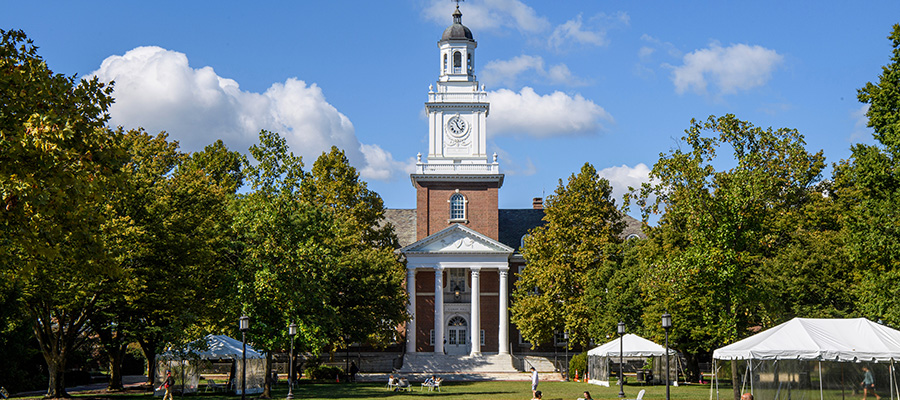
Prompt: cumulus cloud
<box><xmin>597</xmin><ymin>163</ymin><xmax>653</xmax><ymax>207</ymax></box>
<box><xmin>423</xmin><ymin>0</ymin><xmax>550</xmax><ymax>34</ymax></box>
<box><xmin>671</xmin><ymin>42</ymin><xmax>783</xmax><ymax>95</ymax></box>
<box><xmin>89</xmin><ymin>46</ymin><xmax>403</xmax><ymax>180</ymax></box>
<box><xmin>481</xmin><ymin>55</ymin><xmax>587</xmax><ymax>88</ymax></box>
<box><xmin>488</xmin><ymin>87</ymin><xmax>613</xmax><ymax>137</ymax></box>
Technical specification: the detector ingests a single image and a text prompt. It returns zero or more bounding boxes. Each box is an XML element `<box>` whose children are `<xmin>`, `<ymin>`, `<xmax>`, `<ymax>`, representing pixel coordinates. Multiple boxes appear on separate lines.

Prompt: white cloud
<box><xmin>597</xmin><ymin>163</ymin><xmax>653</xmax><ymax>207</ymax></box>
<box><xmin>481</xmin><ymin>55</ymin><xmax>587</xmax><ymax>88</ymax></box>
<box><xmin>423</xmin><ymin>0</ymin><xmax>550</xmax><ymax>34</ymax></box>
<box><xmin>481</xmin><ymin>55</ymin><xmax>545</xmax><ymax>87</ymax></box>
<box><xmin>671</xmin><ymin>42</ymin><xmax>783</xmax><ymax>95</ymax></box>
<box><xmin>850</xmin><ymin>103</ymin><xmax>873</xmax><ymax>142</ymax></box>
<box><xmin>491</xmin><ymin>146</ymin><xmax>537</xmax><ymax>176</ymax></box>
<box><xmin>549</xmin><ymin>14</ymin><xmax>608</xmax><ymax>50</ymax></box>
<box><xmin>89</xmin><ymin>46</ymin><xmax>403</xmax><ymax>181</ymax></box>
<box><xmin>488</xmin><ymin>87</ymin><xmax>612</xmax><ymax>137</ymax></box>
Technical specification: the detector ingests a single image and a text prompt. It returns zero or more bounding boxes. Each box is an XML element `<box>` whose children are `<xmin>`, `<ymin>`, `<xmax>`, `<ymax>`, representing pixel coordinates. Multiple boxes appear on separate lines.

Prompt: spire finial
<box><xmin>452</xmin><ymin>0</ymin><xmax>463</xmax><ymax>23</ymax></box>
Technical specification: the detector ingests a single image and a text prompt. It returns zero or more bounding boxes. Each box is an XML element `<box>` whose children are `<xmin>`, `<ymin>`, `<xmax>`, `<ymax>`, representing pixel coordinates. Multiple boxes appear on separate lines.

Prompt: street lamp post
<box><xmin>564</xmin><ymin>331</ymin><xmax>569</xmax><ymax>381</ymax></box>
<box><xmin>618</xmin><ymin>321</ymin><xmax>626</xmax><ymax>398</ymax></box>
<box><xmin>662</xmin><ymin>311</ymin><xmax>673</xmax><ymax>400</ymax></box>
<box><xmin>287</xmin><ymin>323</ymin><xmax>297</xmax><ymax>400</ymax></box>
<box><xmin>240</xmin><ymin>315</ymin><xmax>249</xmax><ymax>400</ymax></box>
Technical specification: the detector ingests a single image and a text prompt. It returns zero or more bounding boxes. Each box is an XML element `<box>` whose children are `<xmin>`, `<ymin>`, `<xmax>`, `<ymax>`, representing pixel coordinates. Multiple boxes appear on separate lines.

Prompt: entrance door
<box><xmin>446</xmin><ymin>316</ymin><xmax>468</xmax><ymax>355</ymax></box>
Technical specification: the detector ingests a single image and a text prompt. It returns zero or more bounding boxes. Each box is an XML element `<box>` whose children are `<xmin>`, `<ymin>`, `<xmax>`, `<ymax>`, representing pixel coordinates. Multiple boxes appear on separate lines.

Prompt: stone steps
<box><xmin>400</xmin><ymin>353</ymin><xmax>518</xmax><ymax>373</ymax></box>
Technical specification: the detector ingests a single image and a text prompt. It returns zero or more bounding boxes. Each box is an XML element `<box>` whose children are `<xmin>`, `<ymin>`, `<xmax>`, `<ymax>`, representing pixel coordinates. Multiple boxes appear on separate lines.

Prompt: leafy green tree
<box><xmin>0</xmin><ymin>29</ymin><xmax>124</xmax><ymax>397</ymax></box>
<box><xmin>511</xmin><ymin>163</ymin><xmax>624</xmax><ymax>348</ymax></box>
<box><xmin>300</xmin><ymin>147</ymin><xmax>407</xmax><ymax>349</ymax></box>
<box><xmin>633</xmin><ymin>114</ymin><xmax>826</xmax><ymax>378</ymax></box>
<box><xmin>833</xmin><ymin>23</ymin><xmax>900</xmax><ymax>325</ymax></box>
<box><xmin>234</xmin><ymin>130</ymin><xmax>334</xmax><ymax>398</ymax></box>
<box><xmin>97</xmin><ymin>130</ymin><xmax>244</xmax><ymax>388</ymax></box>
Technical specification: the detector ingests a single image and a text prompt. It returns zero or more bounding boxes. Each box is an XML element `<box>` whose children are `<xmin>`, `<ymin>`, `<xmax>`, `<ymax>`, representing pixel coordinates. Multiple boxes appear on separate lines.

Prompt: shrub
<box><xmin>304</xmin><ymin>365</ymin><xmax>344</xmax><ymax>380</ymax></box>
<box><xmin>569</xmin><ymin>352</ymin><xmax>588</xmax><ymax>378</ymax></box>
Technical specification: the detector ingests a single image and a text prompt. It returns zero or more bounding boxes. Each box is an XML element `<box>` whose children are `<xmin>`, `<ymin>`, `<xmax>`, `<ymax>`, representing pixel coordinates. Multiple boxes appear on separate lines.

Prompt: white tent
<box><xmin>588</xmin><ymin>334</ymin><xmax>678</xmax><ymax>386</ymax></box>
<box><xmin>712</xmin><ymin>318</ymin><xmax>900</xmax><ymax>400</ymax></box>
<box><xmin>155</xmin><ymin>334</ymin><xmax>266</xmax><ymax>395</ymax></box>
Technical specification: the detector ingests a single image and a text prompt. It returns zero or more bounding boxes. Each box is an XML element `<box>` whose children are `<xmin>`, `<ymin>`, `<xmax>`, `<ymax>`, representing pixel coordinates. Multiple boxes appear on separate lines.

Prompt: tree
<box><xmin>234</xmin><ymin>130</ymin><xmax>334</xmax><ymax>398</ymax></box>
<box><xmin>633</xmin><ymin>114</ymin><xmax>826</xmax><ymax>381</ymax></box>
<box><xmin>0</xmin><ymin>29</ymin><xmax>124</xmax><ymax>397</ymax></box>
<box><xmin>510</xmin><ymin>163</ymin><xmax>624</xmax><ymax>348</ymax></box>
<box><xmin>100</xmin><ymin>131</ymin><xmax>244</xmax><ymax>387</ymax></box>
<box><xmin>299</xmin><ymin>147</ymin><xmax>407</xmax><ymax>349</ymax></box>
<box><xmin>833</xmin><ymin>23</ymin><xmax>900</xmax><ymax>325</ymax></box>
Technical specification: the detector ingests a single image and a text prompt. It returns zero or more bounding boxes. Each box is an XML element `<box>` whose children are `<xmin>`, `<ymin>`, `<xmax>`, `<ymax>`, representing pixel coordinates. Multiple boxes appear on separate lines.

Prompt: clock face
<box><xmin>446</xmin><ymin>115</ymin><xmax>469</xmax><ymax>138</ymax></box>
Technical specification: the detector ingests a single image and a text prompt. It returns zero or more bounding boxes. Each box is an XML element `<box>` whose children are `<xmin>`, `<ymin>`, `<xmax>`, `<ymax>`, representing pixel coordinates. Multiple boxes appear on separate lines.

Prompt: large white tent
<box><xmin>588</xmin><ymin>334</ymin><xmax>678</xmax><ymax>386</ymax></box>
<box><xmin>712</xmin><ymin>318</ymin><xmax>900</xmax><ymax>400</ymax></box>
<box><xmin>155</xmin><ymin>334</ymin><xmax>266</xmax><ymax>395</ymax></box>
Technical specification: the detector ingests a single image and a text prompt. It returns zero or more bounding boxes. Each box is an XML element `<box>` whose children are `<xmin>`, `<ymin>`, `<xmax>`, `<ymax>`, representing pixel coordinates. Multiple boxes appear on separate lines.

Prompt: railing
<box><xmin>416</xmin><ymin>162</ymin><xmax>499</xmax><ymax>174</ymax></box>
<box><xmin>428</xmin><ymin>92</ymin><xmax>487</xmax><ymax>102</ymax></box>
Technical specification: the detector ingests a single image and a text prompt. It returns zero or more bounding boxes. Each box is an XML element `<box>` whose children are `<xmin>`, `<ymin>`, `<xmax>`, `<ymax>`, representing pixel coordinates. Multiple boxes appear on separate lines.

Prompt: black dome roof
<box><xmin>441</xmin><ymin>7</ymin><xmax>474</xmax><ymax>42</ymax></box>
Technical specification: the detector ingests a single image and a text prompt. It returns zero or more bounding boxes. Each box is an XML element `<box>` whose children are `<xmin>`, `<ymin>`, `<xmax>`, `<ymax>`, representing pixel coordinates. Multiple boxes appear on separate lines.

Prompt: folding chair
<box><xmin>207</xmin><ymin>379</ymin><xmax>226</xmax><ymax>392</ymax></box>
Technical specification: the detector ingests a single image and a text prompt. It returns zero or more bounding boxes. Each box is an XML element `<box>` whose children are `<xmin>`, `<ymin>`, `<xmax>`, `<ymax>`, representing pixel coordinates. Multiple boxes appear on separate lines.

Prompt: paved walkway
<box><xmin>11</xmin><ymin>375</ymin><xmax>148</xmax><ymax>398</ymax></box>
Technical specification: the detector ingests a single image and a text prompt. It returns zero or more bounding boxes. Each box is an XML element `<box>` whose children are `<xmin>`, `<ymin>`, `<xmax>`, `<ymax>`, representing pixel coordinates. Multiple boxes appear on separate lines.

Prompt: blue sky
<box><xmin>4</xmin><ymin>1</ymin><xmax>899</xmax><ymax>219</ymax></box>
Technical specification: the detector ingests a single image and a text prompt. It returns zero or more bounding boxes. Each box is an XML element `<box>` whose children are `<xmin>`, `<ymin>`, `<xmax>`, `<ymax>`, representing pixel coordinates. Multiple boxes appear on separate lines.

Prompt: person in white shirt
<box><xmin>531</xmin><ymin>367</ymin><xmax>539</xmax><ymax>397</ymax></box>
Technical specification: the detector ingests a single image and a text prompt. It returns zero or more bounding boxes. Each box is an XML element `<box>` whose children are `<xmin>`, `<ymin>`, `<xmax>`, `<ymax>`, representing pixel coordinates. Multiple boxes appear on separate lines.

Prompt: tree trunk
<box><xmin>106</xmin><ymin>343</ymin><xmax>127</xmax><ymax>390</ymax></box>
<box><xmin>43</xmin><ymin>353</ymin><xmax>69</xmax><ymax>398</ymax></box>
<box><xmin>260</xmin><ymin>352</ymin><xmax>273</xmax><ymax>398</ymax></box>
<box><xmin>140</xmin><ymin>339</ymin><xmax>159</xmax><ymax>385</ymax></box>
<box><xmin>732</xmin><ymin>361</ymin><xmax>741</xmax><ymax>400</ymax></box>
<box><xmin>684</xmin><ymin>352</ymin><xmax>702</xmax><ymax>382</ymax></box>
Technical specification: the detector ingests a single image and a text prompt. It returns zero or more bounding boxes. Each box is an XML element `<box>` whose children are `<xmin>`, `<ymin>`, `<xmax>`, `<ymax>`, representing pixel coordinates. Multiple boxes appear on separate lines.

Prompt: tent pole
<box><xmin>713</xmin><ymin>359</ymin><xmax>718</xmax><ymax>400</ymax></box>
<box><xmin>749</xmin><ymin>362</ymin><xmax>754</xmax><ymax>395</ymax></box>
<box><xmin>818</xmin><ymin>361</ymin><xmax>823</xmax><ymax>400</ymax></box>
<box><xmin>841</xmin><ymin>362</ymin><xmax>844</xmax><ymax>400</ymax></box>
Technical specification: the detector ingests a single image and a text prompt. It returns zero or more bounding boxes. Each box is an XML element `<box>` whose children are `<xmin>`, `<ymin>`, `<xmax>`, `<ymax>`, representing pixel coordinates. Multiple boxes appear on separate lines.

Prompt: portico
<box><xmin>401</xmin><ymin>224</ymin><xmax>513</xmax><ymax>356</ymax></box>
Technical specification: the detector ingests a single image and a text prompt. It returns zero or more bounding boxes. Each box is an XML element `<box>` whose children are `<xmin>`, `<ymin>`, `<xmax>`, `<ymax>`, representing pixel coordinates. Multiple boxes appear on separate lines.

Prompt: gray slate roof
<box><xmin>382</xmin><ymin>208</ymin><xmax>645</xmax><ymax>250</ymax></box>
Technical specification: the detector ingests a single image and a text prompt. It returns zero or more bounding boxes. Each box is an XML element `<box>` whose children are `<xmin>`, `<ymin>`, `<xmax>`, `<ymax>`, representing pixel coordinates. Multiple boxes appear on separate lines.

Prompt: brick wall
<box><xmin>414</xmin><ymin>180</ymin><xmax>500</xmax><ymax>241</ymax></box>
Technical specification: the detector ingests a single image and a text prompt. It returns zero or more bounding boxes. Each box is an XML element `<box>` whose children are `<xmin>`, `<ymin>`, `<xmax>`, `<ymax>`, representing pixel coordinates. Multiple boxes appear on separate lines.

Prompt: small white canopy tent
<box><xmin>155</xmin><ymin>334</ymin><xmax>266</xmax><ymax>395</ymax></box>
<box><xmin>712</xmin><ymin>318</ymin><xmax>900</xmax><ymax>400</ymax></box>
<box><xmin>588</xmin><ymin>333</ymin><xmax>678</xmax><ymax>386</ymax></box>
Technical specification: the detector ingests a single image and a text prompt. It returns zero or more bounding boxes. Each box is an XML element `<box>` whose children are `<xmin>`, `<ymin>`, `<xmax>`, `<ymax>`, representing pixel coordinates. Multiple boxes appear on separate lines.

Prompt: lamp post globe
<box><xmin>240</xmin><ymin>315</ymin><xmax>249</xmax><ymax>400</ymax></box>
<box><xmin>662</xmin><ymin>311</ymin><xmax>673</xmax><ymax>400</ymax></box>
<box><xmin>287</xmin><ymin>322</ymin><xmax>297</xmax><ymax>400</ymax></box>
<box><xmin>617</xmin><ymin>321</ymin><xmax>625</xmax><ymax>398</ymax></box>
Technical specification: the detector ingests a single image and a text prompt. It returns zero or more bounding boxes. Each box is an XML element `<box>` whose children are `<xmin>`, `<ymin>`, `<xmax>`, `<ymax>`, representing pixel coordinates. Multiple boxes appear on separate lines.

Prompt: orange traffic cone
<box><xmin>574</xmin><ymin>370</ymin><xmax>580</xmax><ymax>382</ymax></box>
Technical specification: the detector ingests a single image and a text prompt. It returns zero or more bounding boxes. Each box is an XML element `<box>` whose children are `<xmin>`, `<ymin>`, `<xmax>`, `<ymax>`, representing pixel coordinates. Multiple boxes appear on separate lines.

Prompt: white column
<box><xmin>470</xmin><ymin>266</ymin><xmax>482</xmax><ymax>356</ymax></box>
<box><xmin>434</xmin><ymin>265</ymin><xmax>444</xmax><ymax>354</ymax></box>
<box><xmin>498</xmin><ymin>266</ymin><xmax>509</xmax><ymax>355</ymax></box>
<box><xmin>406</xmin><ymin>267</ymin><xmax>417</xmax><ymax>353</ymax></box>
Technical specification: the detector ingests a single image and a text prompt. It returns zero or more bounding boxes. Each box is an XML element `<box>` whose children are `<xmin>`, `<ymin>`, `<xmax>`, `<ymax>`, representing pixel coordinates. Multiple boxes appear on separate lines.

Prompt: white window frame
<box><xmin>449</xmin><ymin>192</ymin><xmax>467</xmax><ymax>222</ymax></box>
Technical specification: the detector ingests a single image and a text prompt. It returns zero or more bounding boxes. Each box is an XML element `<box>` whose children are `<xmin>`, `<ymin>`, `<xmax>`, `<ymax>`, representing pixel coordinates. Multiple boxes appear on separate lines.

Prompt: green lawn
<box><xmin>38</xmin><ymin>381</ymin><xmax>722</xmax><ymax>400</ymax></box>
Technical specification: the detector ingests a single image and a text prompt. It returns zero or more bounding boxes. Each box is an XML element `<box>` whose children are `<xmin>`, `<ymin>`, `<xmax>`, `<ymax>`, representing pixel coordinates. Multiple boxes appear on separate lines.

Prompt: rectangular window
<box><xmin>430</xmin><ymin>330</ymin><xmax>434</xmax><ymax>345</ymax></box>
<box><xmin>449</xmin><ymin>330</ymin><xmax>457</xmax><ymax>345</ymax></box>
<box><xmin>480</xmin><ymin>329</ymin><xmax>485</xmax><ymax>346</ymax></box>
<box><xmin>459</xmin><ymin>329</ymin><xmax>466</xmax><ymax>345</ymax></box>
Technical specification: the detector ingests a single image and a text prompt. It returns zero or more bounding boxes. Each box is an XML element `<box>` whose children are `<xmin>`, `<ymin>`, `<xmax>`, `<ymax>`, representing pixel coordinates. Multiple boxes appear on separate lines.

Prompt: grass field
<box><xmin>30</xmin><ymin>381</ymin><xmax>723</xmax><ymax>400</ymax></box>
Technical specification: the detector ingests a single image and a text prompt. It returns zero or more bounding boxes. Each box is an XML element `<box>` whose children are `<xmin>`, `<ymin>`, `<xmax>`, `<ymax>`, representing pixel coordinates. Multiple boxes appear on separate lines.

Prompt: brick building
<box><xmin>383</xmin><ymin>5</ymin><xmax>642</xmax><ymax>371</ymax></box>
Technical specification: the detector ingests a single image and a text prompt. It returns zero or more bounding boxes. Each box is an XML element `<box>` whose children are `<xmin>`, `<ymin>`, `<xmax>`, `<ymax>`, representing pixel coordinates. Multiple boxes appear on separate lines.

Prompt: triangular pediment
<box><xmin>400</xmin><ymin>224</ymin><xmax>514</xmax><ymax>254</ymax></box>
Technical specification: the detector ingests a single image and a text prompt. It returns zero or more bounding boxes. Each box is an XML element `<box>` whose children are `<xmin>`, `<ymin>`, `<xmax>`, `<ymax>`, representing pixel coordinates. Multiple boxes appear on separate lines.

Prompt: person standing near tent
<box><xmin>531</xmin><ymin>367</ymin><xmax>539</xmax><ymax>397</ymax></box>
<box><xmin>861</xmin><ymin>366</ymin><xmax>881</xmax><ymax>400</ymax></box>
<box><xmin>158</xmin><ymin>370</ymin><xmax>175</xmax><ymax>400</ymax></box>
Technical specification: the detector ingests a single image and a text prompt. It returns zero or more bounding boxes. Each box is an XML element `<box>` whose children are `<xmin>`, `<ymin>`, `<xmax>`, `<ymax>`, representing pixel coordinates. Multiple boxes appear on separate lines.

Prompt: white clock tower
<box><xmin>417</xmin><ymin>5</ymin><xmax>496</xmax><ymax>174</ymax></box>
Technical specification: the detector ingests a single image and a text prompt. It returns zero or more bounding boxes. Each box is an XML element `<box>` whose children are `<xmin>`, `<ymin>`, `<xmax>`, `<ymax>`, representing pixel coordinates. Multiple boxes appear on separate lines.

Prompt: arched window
<box><xmin>449</xmin><ymin>193</ymin><xmax>466</xmax><ymax>221</ymax></box>
<box><xmin>467</xmin><ymin>53</ymin><xmax>473</xmax><ymax>72</ymax></box>
<box><xmin>453</xmin><ymin>51</ymin><xmax>462</xmax><ymax>73</ymax></box>
<box><xmin>443</xmin><ymin>53</ymin><xmax>448</xmax><ymax>73</ymax></box>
